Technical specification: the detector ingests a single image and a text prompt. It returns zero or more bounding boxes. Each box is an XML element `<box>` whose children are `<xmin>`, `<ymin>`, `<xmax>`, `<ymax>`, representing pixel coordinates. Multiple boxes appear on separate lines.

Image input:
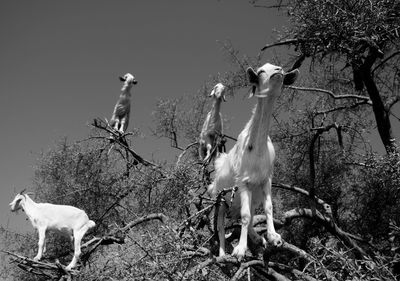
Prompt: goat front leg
<box><xmin>204</xmin><ymin>143</ymin><xmax>212</xmax><ymax>162</ymax></box>
<box><xmin>232</xmin><ymin>186</ymin><xmax>252</xmax><ymax>260</ymax></box>
<box><xmin>112</xmin><ymin>119</ymin><xmax>120</xmax><ymax>132</ymax></box>
<box><xmin>119</xmin><ymin>116</ymin><xmax>129</xmax><ymax>134</ymax></box>
<box><xmin>216</xmin><ymin>201</ymin><xmax>227</xmax><ymax>257</ymax></box>
<box><xmin>263</xmin><ymin>178</ymin><xmax>282</xmax><ymax>247</ymax></box>
<box><xmin>34</xmin><ymin>227</ymin><xmax>46</xmax><ymax>261</ymax></box>
<box><xmin>248</xmin><ymin>205</ymin><xmax>267</xmax><ymax>253</ymax></box>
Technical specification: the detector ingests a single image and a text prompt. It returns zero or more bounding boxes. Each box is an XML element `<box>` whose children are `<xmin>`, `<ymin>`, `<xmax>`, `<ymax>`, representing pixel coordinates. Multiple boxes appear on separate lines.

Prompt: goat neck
<box><xmin>246</xmin><ymin>89</ymin><xmax>279</xmax><ymax>153</ymax></box>
<box><xmin>209</xmin><ymin>96</ymin><xmax>222</xmax><ymax>123</ymax></box>
<box><xmin>19</xmin><ymin>195</ymin><xmax>39</xmax><ymax>224</ymax></box>
<box><xmin>120</xmin><ymin>82</ymin><xmax>133</xmax><ymax>93</ymax></box>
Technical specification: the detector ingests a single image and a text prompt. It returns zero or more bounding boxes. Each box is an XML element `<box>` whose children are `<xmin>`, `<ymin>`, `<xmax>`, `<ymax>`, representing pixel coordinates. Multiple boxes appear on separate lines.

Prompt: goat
<box><xmin>110</xmin><ymin>73</ymin><xmax>138</xmax><ymax>134</ymax></box>
<box><xmin>9</xmin><ymin>191</ymin><xmax>96</xmax><ymax>270</ymax></box>
<box><xmin>199</xmin><ymin>83</ymin><xmax>226</xmax><ymax>163</ymax></box>
<box><xmin>208</xmin><ymin>63</ymin><xmax>299</xmax><ymax>260</ymax></box>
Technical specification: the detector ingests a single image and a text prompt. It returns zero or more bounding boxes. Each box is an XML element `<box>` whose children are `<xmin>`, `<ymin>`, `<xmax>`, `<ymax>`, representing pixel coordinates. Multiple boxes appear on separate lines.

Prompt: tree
<box><xmin>258</xmin><ymin>0</ymin><xmax>400</xmax><ymax>153</ymax></box>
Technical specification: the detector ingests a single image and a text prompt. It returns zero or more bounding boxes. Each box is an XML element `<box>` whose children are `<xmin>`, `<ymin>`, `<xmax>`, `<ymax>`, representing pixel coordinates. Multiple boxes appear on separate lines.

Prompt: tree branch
<box><xmin>119</xmin><ymin>213</ymin><xmax>168</xmax><ymax>233</ymax></box>
<box><xmin>272</xmin><ymin>182</ymin><xmax>330</xmax><ymax>209</ymax></box>
<box><xmin>91</xmin><ymin>118</ymin><xmax>159</xmax><ymax>167</ymax></box>
<box><xmin>288</xmin><ymin>86</ymin><xmax>372</xmax><ymax>104</ymax></box>
<box><xmin>269</xmin><ymin>262</ymin><xmax>318</xmax><ymax>281</ymax></box>
<box><xmin>280</xmin><ymin>208</ymin><xmax>367</xmax><ymax>258</ymax></box>
<box><xmin>314</xmin><ymin>100</ymin><xmax>371</xmax><ymax>116</ymax></box>
<box><xmin>261</xmin><ymin>39</ymin><xmax>300</xmax><ymax>51</ymax></box>
<box><xmin>372</xmin><ymin>50</ymin><xmax>400</xmax><ymax>74</ymax></box>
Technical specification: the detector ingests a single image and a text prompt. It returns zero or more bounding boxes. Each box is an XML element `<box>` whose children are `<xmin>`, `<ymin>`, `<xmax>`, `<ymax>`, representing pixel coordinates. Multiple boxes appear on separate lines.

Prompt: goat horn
<box><xmin>19</xmin><ymin>188</ymin><xmax>26</xmax><ymax>195</ymax></box>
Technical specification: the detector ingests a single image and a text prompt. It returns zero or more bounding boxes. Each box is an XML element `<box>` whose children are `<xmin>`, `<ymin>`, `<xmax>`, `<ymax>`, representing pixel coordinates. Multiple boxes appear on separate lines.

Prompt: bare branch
<box><xmin>280</xmin><ymin>208</ymin><xmax>368</xmax><ymax>258</ymax></box>
<box><xmin>272</xmin><ymin>182</ymin><xmax>330</xmax><ymax>208</ymax></box>
<box><xmin>3</xmin><ymin>251</ymin><xmax>77</xmax><ymax>279</ymax></box>
<box><xmin>119</xmin><ymin>213</ymin><xmax>168</xmax><ymax>233</ymax></box>
<box><xmin>372</xmin><ymin>50</ymin><xmax>400</xmax><ymax>74</ymax></box>
<box><xmin>176</xmin><ymin>141</ymin><xmax>199</xmax><ymax>166</ymax></box>
<box><xmin>288</xmin><ymin>86</ymin><xmax>372</xmax><ymax>104</ymax></box>
<box><xmin>314</xmin><ymin>100</ymin><xmax>371</xmax><ymax>116</ymax></box>
<box><xmin>261</xmin><ymin>39</ymin><xmax>300</xmax><ymax>51</ymax></box>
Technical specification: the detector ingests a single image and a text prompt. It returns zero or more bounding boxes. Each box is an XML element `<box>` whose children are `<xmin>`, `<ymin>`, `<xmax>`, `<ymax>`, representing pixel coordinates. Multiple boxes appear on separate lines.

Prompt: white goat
<box><xmin>9</xmin><ymin>191</ymin><xmax>96</xmax><ymax>270</ymax></box>
<box><xmin>199</xmin><ymin>83</ymin><xmax>226</xmax><ymax>162</ymax></box>
<box><xmin>110</xmin><ymin>73</ymin><xmax>137</xmax><ymax>134</ymax></box>
<box><xmin>208</xmin><ymin>63</ymin><xmax>299</xmax><ymax>259</ymax></box>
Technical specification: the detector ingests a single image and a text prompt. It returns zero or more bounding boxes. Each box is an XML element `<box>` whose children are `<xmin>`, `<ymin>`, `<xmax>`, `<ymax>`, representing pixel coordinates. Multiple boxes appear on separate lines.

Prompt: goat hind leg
<box><xmin>66</xmin><ymin>229</ymin><xmax>85</xmax><ymax>270</ymax></box>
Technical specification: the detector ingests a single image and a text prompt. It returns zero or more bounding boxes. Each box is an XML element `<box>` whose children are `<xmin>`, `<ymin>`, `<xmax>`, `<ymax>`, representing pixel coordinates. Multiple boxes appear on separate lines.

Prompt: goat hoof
<box><xmin>267</xmin><ymin>232</ymin><xmax>282</xmax><ymax>247</ymax></box>
<box><xmin>33</xmin><ymin>256</ymin><xmax>41</xmax><ymax>262</ymax></box>
<box><xmin>232</xmin><ymin>245</ymin><xmax>246</xmax><ymax>261</ymax></box>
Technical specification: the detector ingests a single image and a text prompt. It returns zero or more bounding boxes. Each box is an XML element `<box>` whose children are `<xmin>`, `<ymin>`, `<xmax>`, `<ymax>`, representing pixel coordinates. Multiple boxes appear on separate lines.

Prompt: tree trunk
<box><xmin>361</xmin><ymin>55</ymin><xmax>397</xmax><ymax>154</ymax></box>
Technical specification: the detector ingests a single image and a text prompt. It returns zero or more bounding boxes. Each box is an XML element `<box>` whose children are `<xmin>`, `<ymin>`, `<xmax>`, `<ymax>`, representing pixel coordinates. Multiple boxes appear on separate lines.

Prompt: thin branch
<box><xmin>176</xmin><ymin>141</ymin><xmax>199</xmax><ymax>166</ymax></box>
<box><xmin>372</xmin><ymin>50</ymin><xmax>400</xmax><ymax>74</ymax></box>
<box><xmin>222</xmin><ymin>134</ymin><xmax>237</xmax><ymax>142</ymax></box>
<box><xmin>261</xmin><ymin>39</ymin><xmax>300</xmax><ymax>51</ymax></box>
<box><xmin>314</xmin><ymin>100</ymin><xmax>371</xmax><ymax>116</ymax></box>
<box><xmin>272</xmin><ymin>182</ymin><xmax>330</xmax><ymax>208</ymax></box>
<box><xmin>119</xmin><ymin>213</ymin><xmax>168</xmax><ymax>233</ymax></box>
<box><xmin>288</xmin><ymin>86</ymin><xmax>372</xmax><ymax>104</ymax></box>
<box><xmin>309</xmin><ymin>123</ymin><xmax>344</xmax><ymax>213</ymax></box>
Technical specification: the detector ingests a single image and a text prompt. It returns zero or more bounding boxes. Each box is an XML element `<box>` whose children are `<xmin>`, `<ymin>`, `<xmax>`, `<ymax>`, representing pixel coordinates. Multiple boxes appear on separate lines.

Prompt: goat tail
<box><xmin>87</xmin><ymin>220</ymin><xmax>96</xmax><ymax>229</ymax></box>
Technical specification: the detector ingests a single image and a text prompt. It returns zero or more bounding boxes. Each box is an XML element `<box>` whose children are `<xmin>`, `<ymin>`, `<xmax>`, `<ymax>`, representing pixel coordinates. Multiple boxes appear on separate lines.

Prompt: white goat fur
<box><xmin>208</xmin><ymin>63</ymin><xmax>299</xmax><ymax>259</ymax></box>
<box><xmin>199</xmin><ymin>83</ymin><xmax>226</xmax><ymax>162</ymax></box>
<box><xmin>110</xmin><ymin>73</ymin><xmax>137</xmax><ymax>133</ymax></box>
<box><xmin>9</xmin><ymin>192</ymin><xmax>95</xmax><ymax>270</ymax></box>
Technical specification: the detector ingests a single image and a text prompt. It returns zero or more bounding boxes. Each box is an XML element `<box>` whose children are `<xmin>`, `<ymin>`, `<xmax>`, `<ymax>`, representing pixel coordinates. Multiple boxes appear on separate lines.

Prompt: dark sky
<box><xmin>0</xmin><ymin>1</ymin><xmax>288</xmax><ymax>230</ymax></box>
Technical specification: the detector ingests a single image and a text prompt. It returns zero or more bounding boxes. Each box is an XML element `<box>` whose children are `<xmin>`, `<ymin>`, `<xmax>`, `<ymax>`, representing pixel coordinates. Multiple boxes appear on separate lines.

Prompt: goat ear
<box><xmin>283</xmin><ymin>69</ymin><xmax>299</xmax><ymax>86</ymax></box>
<box><xmin>248</xmin><ymin>85</ymin><xmax>256</xmax><ymax>98</ymax></box>
<box><xmin>209</xmin><ymin>85</ymin><xmax>217</xmax><ymax>97</ymax></box>
<box><xmin>119</xmin><ymin>76</ymin><xmax>126</xmax><ymax>82</ymax></box>
<box><xmin>247</xmin><ymin>67</ymin><xmax>258</xmax><ymax>85</ymax></box>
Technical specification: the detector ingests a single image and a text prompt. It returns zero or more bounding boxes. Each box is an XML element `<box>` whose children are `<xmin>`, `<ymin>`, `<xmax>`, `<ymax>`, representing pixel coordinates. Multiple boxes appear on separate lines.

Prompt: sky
<box><xmin>0</xmin><ymin>0</ymin><xmax>289</xmax><ymax>231</ymax></box>
<box><xmin>0</xmin><ymin>1</ymin><xmax>398</xmax><ymax>234</ymax></box>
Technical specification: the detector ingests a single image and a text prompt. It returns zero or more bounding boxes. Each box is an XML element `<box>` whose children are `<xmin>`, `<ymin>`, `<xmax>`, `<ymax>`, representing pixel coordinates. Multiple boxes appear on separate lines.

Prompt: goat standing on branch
<box><xmin>9</xmin><ymin>190</ymin><xmax>96</xmax><ymax>270</ymax></box>
<box><xmin>199</xmin><ymin>83</ymin><xmax>226</xmax><ymax>163</ymax></box>
<box><xmin>208</xmin><ymin>63</ymin><xmax>299</xmax><ymax>260</ymax></box>
<box><xmin>109</xmin><ymin>73</ymin><xmax>137</xmax><ymax>134</ymax></box>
